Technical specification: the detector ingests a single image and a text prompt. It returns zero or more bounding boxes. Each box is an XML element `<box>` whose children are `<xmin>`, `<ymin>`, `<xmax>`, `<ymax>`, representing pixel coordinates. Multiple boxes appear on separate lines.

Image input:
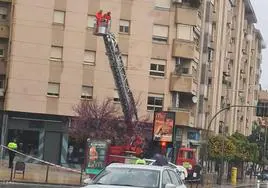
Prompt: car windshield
<box><xmin>93</xmin><ymin>167</ymin><xmax>160</xmax><ymax>188</ymax></box>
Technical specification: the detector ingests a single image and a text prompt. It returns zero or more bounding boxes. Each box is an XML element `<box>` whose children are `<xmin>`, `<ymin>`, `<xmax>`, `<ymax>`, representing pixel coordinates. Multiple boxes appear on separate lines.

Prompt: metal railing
<box><xmin>0</xmin><ymin>145</ymin><xmax>86</xmax><ymax>186</ymax></box>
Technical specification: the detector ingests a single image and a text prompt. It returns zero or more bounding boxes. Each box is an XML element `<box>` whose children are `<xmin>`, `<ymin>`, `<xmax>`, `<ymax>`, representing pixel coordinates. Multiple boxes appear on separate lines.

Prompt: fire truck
<box><xmin>93</xmin><ymin>20</ymin><xmax>143</xmax><ymax>164</ymax></box>
<box><xmin>91</xmin><ymin>18</ymin><xmax>197</xmax><ymax>170</ymax></box>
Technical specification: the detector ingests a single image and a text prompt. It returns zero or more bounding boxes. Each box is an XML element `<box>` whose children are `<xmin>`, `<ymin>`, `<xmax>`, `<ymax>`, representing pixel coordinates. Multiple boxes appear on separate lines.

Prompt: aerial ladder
<box><xmin>94</xmin><ymin>20</ymin><xmax>141</xmax><ymax>145</ymax></box>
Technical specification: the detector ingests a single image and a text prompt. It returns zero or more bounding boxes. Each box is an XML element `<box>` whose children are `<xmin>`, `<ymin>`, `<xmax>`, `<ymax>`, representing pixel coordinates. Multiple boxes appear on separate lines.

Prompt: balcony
<box><xmin>169</xmin><ymin>73</ymin><xmax>197</xmax><ymax>95</ymax></box>
<box><xmin>175</xmin><ymin>7</ymin><xmax>201</xmax><ymax>27</ymax></box>
<box><xmin>168</xmin><ymin>107</ymin><xmax>195</xmax><ymax>127</ymax></box>
<box><xmin>0</xmin><ymin>24</ymin><xmax>9</xmax><ymax>38</ymax></box>
<box><xmin>172</xmin><ymin>39</ymin><xmax>199</xmax><ymax>60</ymax></box>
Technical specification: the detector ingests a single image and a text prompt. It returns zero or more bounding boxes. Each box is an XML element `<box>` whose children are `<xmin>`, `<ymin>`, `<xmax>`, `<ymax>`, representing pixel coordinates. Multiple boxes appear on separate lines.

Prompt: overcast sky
<box><xmin>251</xmin><ymin>1</ymin><xmax>268</xmax><ymax>89</ymax></box>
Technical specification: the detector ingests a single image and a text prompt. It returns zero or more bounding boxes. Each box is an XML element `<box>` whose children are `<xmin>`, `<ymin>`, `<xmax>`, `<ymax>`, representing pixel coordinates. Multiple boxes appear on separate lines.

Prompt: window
<box><xmin>53</xmin><ymin>10</ymin><xmax>65</xmax><ymax>24</ymax></box>
<box><xmin>0</xmin><ymin>49</ymin><xmax>4</xmax><ymax>57</ymax></box>
<box><xmin>208</xmin><ymin>48</ymin><xmax>214</xmax><ymax>62</ymax></box>
<box><xmin>168</xmin><ymin>170</ymin><xmax>182</xmax><ymax>186</ymax></box>
<box><xmin>87</xmin><ymin>15</ymin><xmax>95</xmax><ymax>28</ymax></box>
<box><xmin>0</xmin><ymin>78</ymin><xmax>4</xmax><ymax>89</ymax></box>
<box><xmin>121</xmin><ymin>54</ymin><xmax>128</xmax><ymax>68</ymax></box>
<box><xmin>149</xmin><ymin>59</ymin><xmax>166</xmax><ymax>77</ymax></box>
<box><xmin>211</xmin><ymin>23</ymin><xmax>216</xmax><ymax>41</ymax></box>
<box><xmin>153</xmin><ymin>25</ymin><xmax>169</xmax><ymax>43</ymax></box>
<box><xmin>182</xmin><ymin>68</ymin><xmax>189</xmax><ymax>74</ymax></box>
<box><xmin>155</xmin><ymin>0</ymin><xmax>170</xmax><ymax>9</ymax></box>
<box><xmin>119</xmin><ymin>20</ymin><xmax>130</xmax><ymax>34</ymax></box>
<box><xmin>50</xmin><ymin>46</ymin><xmax>63</xmax><ymax>61</ymax></box>
<box><xmin>113</xmin><ymin>89</ymin><xmax>120</xmax><ymax>102</ymax></box>
<box><xmin>47</xmin><ymin>82</ymin><xmax>60</xmax><ymax>97</ymax></box>
<box><xmin>147</xmin><ymin>93</ymin><xmax>164</xmax><ymax>111</ymax></box>
<box><xmin>81</xmin><ymin>86</ymin><xmax>93</xmax><ymax>99</ymax></box>
<box><xmin>162</xmin><ymin>171</ymin><xmax>172</xmax><ymax>187</ymax></box>
<box><xmin>0</xmin><ymin>7</ymin><xmax>7</xmax><ymax>19</ymax></box>
<box><xmin>176</xmin><ymin>24</ymin><xmax>193</xmax><ymax>41</ymax></box>
<box><xmin>84</xmin><ymin>50</ymin><xmax>96</xmax><ymax>64</ymax></box>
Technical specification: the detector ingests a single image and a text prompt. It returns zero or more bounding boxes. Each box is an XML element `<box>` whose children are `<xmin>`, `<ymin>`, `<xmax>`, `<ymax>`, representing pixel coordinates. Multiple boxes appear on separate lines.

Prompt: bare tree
<box><xmin>69</xmin><ymin>96</ymin><xmax>152</xmax><ymax>147</ymax></box>
<box><xmin>69</xmin><ymin>98</ymin><xmax>130</xmax><ymax>144</ymax></box>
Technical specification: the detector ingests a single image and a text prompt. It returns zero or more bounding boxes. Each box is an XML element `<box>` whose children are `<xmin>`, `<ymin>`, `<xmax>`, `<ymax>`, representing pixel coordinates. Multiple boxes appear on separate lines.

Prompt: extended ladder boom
<box><xmin>102</xmin><ymin>32</ymin><xmax>138</xmax><ymax>124</ymax></box>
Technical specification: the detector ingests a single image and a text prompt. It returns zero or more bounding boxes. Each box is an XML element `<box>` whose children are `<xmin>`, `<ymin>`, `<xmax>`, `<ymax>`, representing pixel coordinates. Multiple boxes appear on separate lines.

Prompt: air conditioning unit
<box><xmin>172</xmin><ymin>0</ymin><xmax>182</xmax><ymax>4</ymax></box>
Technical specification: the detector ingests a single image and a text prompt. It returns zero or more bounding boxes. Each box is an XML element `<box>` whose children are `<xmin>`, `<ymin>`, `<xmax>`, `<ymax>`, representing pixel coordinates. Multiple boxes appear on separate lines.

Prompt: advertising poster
<box><xmin>85</xmin><ymin>140</ymin><xmax>108</xmax><ymax>175</ymax></box>
<box><xmin>153</xmin><ymin>111</ymin><xmax>175</xmax><ymax>142</ymax></box>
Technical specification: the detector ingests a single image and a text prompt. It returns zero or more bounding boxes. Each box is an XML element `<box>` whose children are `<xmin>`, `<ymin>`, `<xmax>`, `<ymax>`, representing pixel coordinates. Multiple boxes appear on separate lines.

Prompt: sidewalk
<box><xmin>0</xmin><ymin>160</ymin><xmax>86</xmax><ymax>186</ymax></box>
<box><xmin>186</xmin><ymin>177</ymin><xmax>257</xmax><ymax>188</ymax></box>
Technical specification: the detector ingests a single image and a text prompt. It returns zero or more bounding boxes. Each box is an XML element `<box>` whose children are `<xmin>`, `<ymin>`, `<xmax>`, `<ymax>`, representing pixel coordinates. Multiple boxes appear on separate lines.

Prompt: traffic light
<box><xmin>161</xmin><ymin>142</ymin><xmax>166</xmax><ymax>147</ymax></box>
<box><xmin>256</xmin><ymin>102</ymin><xmax>268</xmax><ymax>117</ymax></box>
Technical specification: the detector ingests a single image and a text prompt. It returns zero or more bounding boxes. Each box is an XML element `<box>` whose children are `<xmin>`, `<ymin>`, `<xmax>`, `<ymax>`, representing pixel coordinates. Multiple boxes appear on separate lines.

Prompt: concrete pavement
<box><xmin>0</xmin><ymin>160</ymin><xmax>86</xmax><ymax>186</ymax></box>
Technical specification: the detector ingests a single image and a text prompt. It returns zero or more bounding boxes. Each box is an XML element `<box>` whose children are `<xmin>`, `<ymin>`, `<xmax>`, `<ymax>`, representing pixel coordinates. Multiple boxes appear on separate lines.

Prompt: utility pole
<box><xmin>263</xmin><ymin>117</ymin><xmax>267</xmax><ymax>165</ymax></box>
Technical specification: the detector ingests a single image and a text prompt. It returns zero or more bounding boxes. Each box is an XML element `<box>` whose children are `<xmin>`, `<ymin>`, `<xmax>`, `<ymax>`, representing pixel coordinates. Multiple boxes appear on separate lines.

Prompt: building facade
<box><xmin>0</xmin><ymin>0</ymin><xmax>264</xmax><ymax>165</ymax></box>
<box><xmin>198</xmin><ymin>0</ymin><xmax>264</xmax><ymax>137</ymax></box>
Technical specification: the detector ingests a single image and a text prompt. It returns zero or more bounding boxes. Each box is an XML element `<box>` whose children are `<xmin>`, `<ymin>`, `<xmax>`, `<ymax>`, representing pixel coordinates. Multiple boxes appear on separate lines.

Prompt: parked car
<box><xmin>257</xmin><ymin>169</ymin><xmax>268</xmax><ymax>181</ymax></box>
<box><xmin>147</xmin><ymin>159</ymin><xmax>188</xmax><ymax>181</ymax></box>
<box><xmin>83</xmin><ymin>163</ymin><xmax>186</xmax><ymax>188</ymax></box>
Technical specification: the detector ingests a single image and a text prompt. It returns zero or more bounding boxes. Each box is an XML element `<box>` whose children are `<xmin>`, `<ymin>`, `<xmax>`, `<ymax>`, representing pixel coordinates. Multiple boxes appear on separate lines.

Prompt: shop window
<box><xmin>8</xmin><ymin>129</ymin><xmax>39</xmax><ymax>156</ymax></box>
<box><xmin>187</xmin><ymin>131</ymin><xmax>200</xmax><ymax>140</ymax></box>
<box><xmin>67</xmin><ymin>138</ymin><xmax>85</xmax><ymax>164</ymax></box>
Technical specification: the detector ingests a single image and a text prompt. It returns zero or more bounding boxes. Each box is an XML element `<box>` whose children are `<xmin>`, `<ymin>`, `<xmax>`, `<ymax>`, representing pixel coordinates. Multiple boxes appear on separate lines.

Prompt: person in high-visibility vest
<box><xmin>135</xmin><ymin>152</ymin><xmax>146</xmax><ymax>165</ymax></box>
<box><xmin>7</xmin><ymin>139</ymin><xmax>17</xmax><ymax>168</ymax></box>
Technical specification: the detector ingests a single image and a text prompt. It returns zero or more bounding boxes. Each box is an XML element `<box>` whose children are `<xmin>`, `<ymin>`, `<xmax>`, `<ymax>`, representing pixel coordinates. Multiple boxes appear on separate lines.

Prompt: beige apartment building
<box><xmin>199</xmin><ymin>0</ymin><xmax>265</xmax><ymax>137</ymax></box>
<box><xmin>0</xmin><ymin>0</ymin><xmax>264</xmax><ymax>165</ymax></box>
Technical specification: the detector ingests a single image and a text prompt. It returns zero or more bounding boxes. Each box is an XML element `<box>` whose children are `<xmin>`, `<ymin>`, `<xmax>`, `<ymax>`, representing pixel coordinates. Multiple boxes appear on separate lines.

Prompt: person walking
<box><xmin>7</xmin><ymin>139</ymin><xmax>17</xmax><ymax>168</ymax></box>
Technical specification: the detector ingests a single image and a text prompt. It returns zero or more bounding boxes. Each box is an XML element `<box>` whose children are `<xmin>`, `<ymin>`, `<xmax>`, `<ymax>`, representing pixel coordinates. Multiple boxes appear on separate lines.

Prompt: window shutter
<box><xmin>87</xmin><ymin>16</ymin><xmax>95</xmax><ymax>28</ymax></box>
<box><xmin>114</xmin><ymin>89</ymin><xmax>119</xmax><ymax>98</ymax></box>
<box><xmin>54</xmin><ymin>11</ymin><xmax>65</xmax><ymax>24</ymax></box>
<box><xmin>48</xmin><ymin>83</ymin><xmax>59</xmax><ymax>94</ymax></box>
<box><xmin>155</xmin><ymin>0</ymin><xmax>171</xmax><ymax>8</ymax></box>
<box><xmin>149</xmin><ymin>93</ymin><xmax>164</xmax><ymax>98</ymax></box>
<box><xmin>153</xmin><ymin>25</ymin><xmax>169</xmax><ymax>38</ymax></box>
<box><xmin>151</xmin><ymin>59</ymin><xmax>166</xmax><ymax>65</ymax></box>
<box><xmin>84</xmin><ymin>51</ymin><xmax>95</xmax><ymax>63</ymax></box>
<box><xmin>120</xmin><ymin>20</ymin><xmax>130</xmax><ymax>27</ymax></box>
<box><xmin>121</xmin><ymin>55</ymin><xmax>128</xmax><ymax>67</ymax></box>
<box><xmin>50</xmin><ymin>47</ymin><xmax>62</xmax><ymax>59</ymax></box>
<box><xmin>176</xmin><ymin>24</ymin><xmax>193</xmax><ymax>41</ymax></box>
<box><xmin>82</xmin><ymin>86</ymin><xmax>93</xmax><ymax>97</ymax></box>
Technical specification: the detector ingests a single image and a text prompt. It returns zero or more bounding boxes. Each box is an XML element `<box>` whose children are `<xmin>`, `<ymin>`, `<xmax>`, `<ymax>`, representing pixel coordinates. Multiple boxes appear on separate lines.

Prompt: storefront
<box><xmin>0</xmin><ymin>111</ymin><xmax>70</xmax><ymax>165</ymax></box>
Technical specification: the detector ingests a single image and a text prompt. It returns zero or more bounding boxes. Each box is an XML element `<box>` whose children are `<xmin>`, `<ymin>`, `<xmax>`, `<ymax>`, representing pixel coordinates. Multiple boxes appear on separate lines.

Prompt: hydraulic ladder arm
<box><xmin>101</xmin><ymin>32</ymin><xmax>138</xmax><ymax>125</ymax></box>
